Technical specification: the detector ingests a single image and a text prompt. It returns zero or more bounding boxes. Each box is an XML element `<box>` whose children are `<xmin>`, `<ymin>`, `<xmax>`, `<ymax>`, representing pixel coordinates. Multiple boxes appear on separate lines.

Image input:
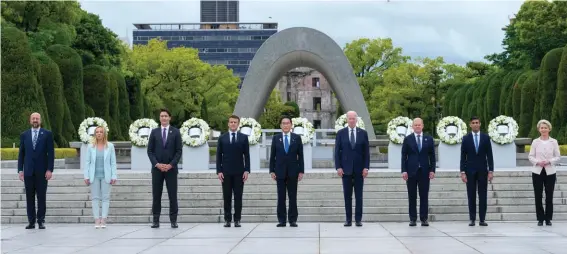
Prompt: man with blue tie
<box><xmin>18</xmin><ymin>113</ymin><xmax>55</xmax><ymax>229</ymax></box>
<box><xmin>216</xmin><ymin>115</ymin><xmax>250</xmax><ymax>228</ymax></box>
<box><xmin>460</xmin><ymin>116</ymin><xmax>494</xmax><ymax>227</ymax></box>
<box><xmin>401</xmin><ymin>118</ymin><xmax>436</xmax><ymax>227</ymax></box>
<box><xmin>335</xmin><ymin>111</ymin><xmax>370</xmax><ymax>227</ymax></box>
<box><xmin>269</xmin><ymin>116</ymin><xmax>304</xmax><ymax>227</ymax></box>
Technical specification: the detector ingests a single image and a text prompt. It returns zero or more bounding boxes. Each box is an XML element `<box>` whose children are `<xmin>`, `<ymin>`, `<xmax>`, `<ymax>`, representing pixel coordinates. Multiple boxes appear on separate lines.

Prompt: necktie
<box><xmin>231</xmin><ymin>133</ymin><xmax>236</xmax><ymax>144</ymax></box>
<box><xmin>284</xmin><ymin>135</ymin><xmax>289</xmax><ymax>153</ymax></box>
<box><xmin>32</xmin><ymin>130</ymin><xmax>38</xmax><ymax>149</ymax></box>
<box><xmin>417</xmin><ymin>135</ymin><xmax>422</xmax><ymax>152</ymax></box>
<box><xmin>350</xmin><ymin>129</ymin><xmax>355</xmax><ymax>149</ymax></box>
<box><xmin>474</xmin><ymin>134</ymin><xmax>479</xmax><ymax>153</ymax></box>
<box><xmin>162</xmin><ymin>128</ymin><xmax>167</xmax><ymax>147</ymax></box>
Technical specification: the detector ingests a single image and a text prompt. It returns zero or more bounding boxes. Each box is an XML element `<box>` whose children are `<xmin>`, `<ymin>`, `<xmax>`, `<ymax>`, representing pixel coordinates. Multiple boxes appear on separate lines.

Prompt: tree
<box><xmin>485</xmin><ymin>71</ymin><xmax>506</xmax><ymax>121</ymax></box>
<box><xmin>72</xmin><ymin>10</ymin><xmax>123</xmax><ymax>68</ymax></box>
<box><xmin>111</xmin><ymin>70</ymin><xmax>131</xmax><ymax>138</ymax></box>
<box><xmin>107</xmin><ymin>69</ymin><xmax>122</xmax><ymax>140</ymax></box>
<box><xmin>519</xmin><ymin>71</ymin><xmax>539</xmax><ymax>137</ymax></box>
<box><xmin>537</xmin><ymin>47</ymin><xmax>563</xmax><ymax>124</ymax></box>
<box><xmin>284</xmin><ymin>101</ymin><xmax>300</xmax><ymax>118</ymax></box>
<box><xmin>260</xmin><ymin>89</ymin><xmax>295</xmax><ymax>129</ymax></box>
<box><xmin>461</xmin><ymin>85</ymin><xmax>476</xmax><ymax>121</ymax></box>
<box><xmin>512</xmin><ymin>72</ymin><xmax>530</xmax><ymax>121</ymax></box>
<box><xmin>83</xmin><ymin>65</ymin><xmax>110</xmax><ymax>123</ymax></box>
<box><xmin>551</xmin><ymin>46</ymin><xmax>567</xmax><ymax>143</ymax></box>
<box><xmin>125</xmin><ymin>75</ymin><xmax>144</xmax><ymax>120</ymax></box>
<box><xmin>46</xmin><ymin>44</ymin><xmax>85</xmax><ymax>129</ymax></box>
<box><xmin>1</xmin><ymin>27</ymin><xmax>49</xmax><ymax>146</ymax></box>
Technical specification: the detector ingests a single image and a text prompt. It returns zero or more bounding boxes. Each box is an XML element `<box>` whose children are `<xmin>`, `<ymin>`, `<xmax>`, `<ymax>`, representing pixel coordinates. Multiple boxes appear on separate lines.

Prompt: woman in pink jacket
<box><xmin>528</xmin><ymin>120</ymin><xmax>561</xmax><ymax>226</ymax></box>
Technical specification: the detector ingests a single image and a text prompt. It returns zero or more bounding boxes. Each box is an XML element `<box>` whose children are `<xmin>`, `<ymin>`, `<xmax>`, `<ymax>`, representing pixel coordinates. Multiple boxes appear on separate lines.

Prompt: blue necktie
<box><xmin>284</xmin><ymin>135</ymin><xmax>289</xmax><ymax>153</ymax></box>
<box><xmin>417</xmin><ymin>135</ymin><xmax>422</xmax><ymax>152</ymax></box>
<box><xmin>32</xmin><ymin>130</ymin><xmax>38</xmax><ymax>150</ymax></box>
<box><xmin>474</xmin><ymin>134</ymin><xmax>479</xmax><ymax>153</ymax></box>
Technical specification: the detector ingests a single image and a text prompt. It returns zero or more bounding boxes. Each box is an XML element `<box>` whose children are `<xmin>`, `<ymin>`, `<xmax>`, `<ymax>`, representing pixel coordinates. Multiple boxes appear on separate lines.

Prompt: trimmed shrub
<box><xmin>461</xmin><ymin>85</ymin><xmax>476</xmax><ymax>121</ymax></box>
<box><xmin>83</xmin><ymin>65</ymin><xmax>110</xmax><ymax>123</ymax></box>
<box><xmin>551</xmin><ymin>46</ymin><xmax>567</xmax><ymax>144</ymax></box>
<box><xmin>107</xmin><ymin>69</ymin><xmax>122</xmax><ymax>140</ymax></box>
<box><xmin>125</xmin><ymin>75</ymin><xmax>144</xmax><ymax>120</ymax></box>
<box><xmin>512</xmin><ymin>71</ymin><xmax>531</xmax><ymax>121</ymax></box>
<box><xmin>112</xmin><ymin>70</ymin><xmax>131</xmax><ymax>138</ymax></box>
<box><xmin>520</xmin><ymin>71</ymin><xmax>539</xmax><ymax>137</ymax></box>
<box><xmin>1</xmin><ymin>148</ymin><xmax>77</xmax><ymax>160</ymax></box>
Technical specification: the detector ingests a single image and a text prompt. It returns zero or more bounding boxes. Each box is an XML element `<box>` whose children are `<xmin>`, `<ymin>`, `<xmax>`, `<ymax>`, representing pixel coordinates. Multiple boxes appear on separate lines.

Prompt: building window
<box><xmin>313</xmin><ymin>120</ymin><xmax>321</xmax><ymax>129</ymax></box>
<box><xmin>313</xmin><ymin>97</ymin><xmax>321</xmax><ymax>111</ymax></box>
<box><xmin>312</xmin><ymin>77</ymin><xmax>320</xmax><ymax>88</ymax></box>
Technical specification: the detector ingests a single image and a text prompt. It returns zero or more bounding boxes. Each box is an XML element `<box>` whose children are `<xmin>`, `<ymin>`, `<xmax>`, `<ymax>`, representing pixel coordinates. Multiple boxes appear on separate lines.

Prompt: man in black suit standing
<box><xmin>147</xmin><ymin>108</ymin><xmax>182</xmax><ymax>228</ymax></box>
<box><xmin>460</xmin><ymin>116</ymin><xmax>494</xmax><ymax>227</ymax></box>
<box><xmin>335</xmin><ymin>111</ymin><xmax>370</xmax><ymax>227</ymax></box>
<box><xmin>270</xmin><ymin>116</ymin><xmax>304</xmax><ymax>227</ymax></box>
<box><xmin>18</xmin><ymin>112</ymin><xmax>55</xmax><ymax>229</ymax></box>
<box><xmin>216</xmin><ymin>115</ymin><xmax>250</xmax><ymax>228</ymax></box>
<box><xmin>401</xmin><ymin>118</ymin><xmax>436</xmax><ymax>227</ymax></box>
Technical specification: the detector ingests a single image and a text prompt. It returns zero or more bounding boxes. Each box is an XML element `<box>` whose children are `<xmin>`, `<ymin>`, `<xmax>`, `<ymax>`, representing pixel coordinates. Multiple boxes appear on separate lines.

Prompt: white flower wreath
<box><xmin>129</xmin><ymin>118</ymin><xmax>158</xmax><ymax>147</ymax></box>
<box><xmin>334</xmin><ymin>113</ymin><xmax>365</xmax><ymax>132</ymax></box>
<box><xmin>488</xmin><ymin>115</ymin><xmax>519</xmax><ymax>145</ymax></box>
<box><xmin>291</xmin><ymin>117</ymin><xmax>315</xmax><ymax>144</ymax></box>
<box><xmin>78</xmin><ymin>117</ymin><xmax>109</xmax><ymax>144</ymax></box>
<box><xmin>238</xmin><ymin>117</ymin><xmax>262</xmax><ymax>145</ymax></box>
<box><xmin>180</xmin><ymin>118</ymin><xmax>210</xmax><ymax>147</ymax></box>
<box><xmin>436</xmin><ymin>116</ymin><xmax>467</xmax><ymax>145</ymax></box>
<box><xmin>387</xmin><ymin>116</ymin><xmax>414</xmax><ymax>144</ymax></box>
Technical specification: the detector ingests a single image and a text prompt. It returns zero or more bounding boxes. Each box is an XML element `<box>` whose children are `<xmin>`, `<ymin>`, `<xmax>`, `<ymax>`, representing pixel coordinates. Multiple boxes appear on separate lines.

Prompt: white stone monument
<box><xmin>131</xmin><ymin>127</ymin><xmax>152</xmax><ymax>171</ymax></box>
<box><xmin>491</xmin><ymin>124</ymin><xmax>516</xmax><ymax>168</ymax></box>
<box><xmin>182</xmin><ymin>127</ymin><xmax>209</xmax><ymax>171</ymax></box>
<box><xmin>240</xmin><ymin>126</ymin><xmax>260</xmax><ymax>171</ymax></box>
<box><xmin>303</xmin><ymin>144</ymin><xmax>313</xmax><ymax>170</ymax></box>
<box><xmin>438</xmin><ymin>125</ymin><xmax>461</xmax><ymax>170</ymax></box>
<box><xmin>388</xmin><ymin>125</ymin><xmax>410</xmax><ymax>169</ymax></box>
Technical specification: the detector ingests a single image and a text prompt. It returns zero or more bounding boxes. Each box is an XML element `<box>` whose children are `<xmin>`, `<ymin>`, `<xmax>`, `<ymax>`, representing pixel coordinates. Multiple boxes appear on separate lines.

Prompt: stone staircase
<box><xmin>2</xmin><ymin>169</ymin><xmax>567</xmax><ymax>224</ymax></box>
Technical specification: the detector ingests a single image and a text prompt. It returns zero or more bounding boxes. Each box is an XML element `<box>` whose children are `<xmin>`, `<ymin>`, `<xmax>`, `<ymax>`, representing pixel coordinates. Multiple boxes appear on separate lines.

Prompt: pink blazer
<box><xmin>528</xmin><ymin>137</ymin><xmax>561</xmax><ymax>175</ymax></box>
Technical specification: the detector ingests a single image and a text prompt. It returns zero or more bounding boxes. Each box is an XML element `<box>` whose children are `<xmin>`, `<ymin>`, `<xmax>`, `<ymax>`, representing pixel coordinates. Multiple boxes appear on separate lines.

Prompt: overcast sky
<box><xmin>79</xmin><ymin>0</ymin><xmax>523</xmax><ymax>65</ymax></box>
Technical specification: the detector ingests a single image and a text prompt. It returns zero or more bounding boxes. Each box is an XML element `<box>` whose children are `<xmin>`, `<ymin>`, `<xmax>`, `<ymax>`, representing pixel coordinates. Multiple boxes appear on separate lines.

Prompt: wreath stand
<box><xmin>438</xmin><ymin>142</ymin><xmax>461</xmax><ymax>170</ymax></box>
<box><xmin>303</xmin><ymin>143</ymin><xmax>313</xmax><ymax>170</ymax></box>
<box><xmin>491</xmin><ymin>141</ymin><xmax>516</xmax><ymax>168</ymax></box>
<box><xmin>131</xmin><ymin>146</ymin><xmax>151</xmax><ymax>171</ymax></box>
<box><xmin>80</xmin><ymin>143</ymin><xmax>88</xmax><ymax>172</ymax></box>
<box><xmin>388</xmin><ymin>142</ymin><xmax>402</xmax><ymax>169</ymax></box>
<box><xmin>182</xmin><ymin>142</ymin><xmax>210</xmax><ymax>171</ymax></box>
<box><xmin>249</xmin><ymin>144</ymin><xmax>260</xmax><ymax>171</ymax></box>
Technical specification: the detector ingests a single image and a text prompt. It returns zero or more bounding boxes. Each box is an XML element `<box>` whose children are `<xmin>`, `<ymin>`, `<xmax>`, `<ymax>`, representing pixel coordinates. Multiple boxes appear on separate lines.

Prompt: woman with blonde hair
<box><xmin>84</xmin><ymin>126</ymin><xmax>117</xmax><ymax>228</ymax></box>
<box><xmin>528</xmin><ymin>120</ymin><xmax>561</xmax><ymax>226</ymax></box>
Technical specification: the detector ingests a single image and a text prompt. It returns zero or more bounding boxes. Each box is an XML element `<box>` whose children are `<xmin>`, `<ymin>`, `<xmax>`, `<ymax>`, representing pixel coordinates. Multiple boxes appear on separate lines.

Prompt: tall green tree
<box><xmin>536</xmin><ymin>47</ymin><xmax>563</xmax><ymax>124</ymax></box>
<box><xmin>519</xmin><ymin>71</ymin><xmax>539</xmax><ymax>137</ymax></box>
<box><xmin>83</xmin><ymin>65</ymin><xmax>110</xmax><ymax>124</ymax></box>
<box><xmin>72</xmin><ymin>10</ymin><xmax>123</xmax><ymax>68</ymax></box>
<box><xmin>551</xmin><ymin>46</ymin><xmax>567</xmax><ymax>143</ymax></box>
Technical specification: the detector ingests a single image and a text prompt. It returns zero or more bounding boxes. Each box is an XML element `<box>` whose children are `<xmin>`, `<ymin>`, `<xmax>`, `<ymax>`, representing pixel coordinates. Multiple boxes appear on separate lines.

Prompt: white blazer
<box><xmin>528</xmin><ymin>137</ymin><xmax>561</xmax><ymax>175</ymax></box>
<box><xmin>84</xmin><ymin>142</ymin><xmax>118</xmax><ymax>184</ymax></box>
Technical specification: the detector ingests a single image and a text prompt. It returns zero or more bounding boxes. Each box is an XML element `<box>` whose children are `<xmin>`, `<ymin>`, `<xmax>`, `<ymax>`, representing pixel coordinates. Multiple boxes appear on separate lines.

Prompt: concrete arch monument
<box><xmin>233</xmin><ymin>27</ymin><xmax>376</xmax><ymax>139</ymax></box>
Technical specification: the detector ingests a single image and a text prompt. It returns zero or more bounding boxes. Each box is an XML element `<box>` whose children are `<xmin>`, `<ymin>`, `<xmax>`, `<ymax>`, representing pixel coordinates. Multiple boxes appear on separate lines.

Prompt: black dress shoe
<box><xmin>344</xmin><ymin>221</ymin><xmax>352</xmax><ymax>227</ymax></box>
<box><xmin>276</xmin><ymin>223</ymin><xmax>286</xmax><ymax>227</ymax></box>
<box><xmin>25</xmin><ymin>223</ymin><xmax>35</xmax><ymax>229</ymax></box>
<box><xmin>409</xmin><ymin>221</ymin><xmax>417</xmax><ymax>227</ymax></box>
<box><xmin>421</xmin><ymin>220</ymin><xmax>429</xmax><ymax>226</ymax></box>
<box><xmin>537</xmin><ymin>221</ymin><xmax>543</xmax><ymax>226</ymax></box>
<box><xmin>171</xmin><ymin>222</ymin><xmax>178</xmax><ymax>228</ymax></box>
<box><xmin>234</xmin><ymin>221</ymin><xmax>241</xmax><ymax>227</ymax></box>
<box><xmin>546</xmin><ymin>221</ymin><xmax>552</xmax><ymax>226</ymax></box>
<box><xmin>290</xmin><ymin>222</ymin><xmax>298</xmax><ymax>227</ymax></box>
<box><xmin>469</xmin><ymin>221</ymin><xmax>475</xmax><ymax>226</ymax></box>
<box><xmin>355</xmin><ymin>221</ymin><xmax>363</xmax><ymax>227</ymax></box>
<box><xmin>224</xmin><ymin>221</ymin><xmax>231</xmax><ymax>227</ymax></box>
<box><xmin>479</xmin><ymin>221</ymin><xmax>488</xmax><ymax>226</ymax></box>
<box><xmin>38</xmin><ymin>222</ymin><xmax>45</xmax><ymax>229</ymax></box>
<box><xmin>151</xmin><ymin>222</ymin><xmax>160</xmax><ymax>228</ymax></box>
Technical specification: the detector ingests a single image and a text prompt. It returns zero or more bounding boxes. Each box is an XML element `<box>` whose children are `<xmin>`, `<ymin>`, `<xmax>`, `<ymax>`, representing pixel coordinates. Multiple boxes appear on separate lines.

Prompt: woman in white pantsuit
<box><xmin>84</xmin><ymin>126</ymin><xmax>117</xmax><ymax>228</ymax></box>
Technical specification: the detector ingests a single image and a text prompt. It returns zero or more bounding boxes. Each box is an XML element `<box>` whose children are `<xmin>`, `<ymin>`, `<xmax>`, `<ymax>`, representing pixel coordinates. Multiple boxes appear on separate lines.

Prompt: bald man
<box><xmin>401</xmin><ymin>118</ymin><xmax>436</xmax><ymax>227</ymax></box>
<box><xmin>17</xmin><ymin>113</ymin><xmax>55</xmax><ymax>229</ymax></box>
<box><xmin>335</xmin><ymin>111</ymin><xmax>370</xmax><ymax>227</ymax></box>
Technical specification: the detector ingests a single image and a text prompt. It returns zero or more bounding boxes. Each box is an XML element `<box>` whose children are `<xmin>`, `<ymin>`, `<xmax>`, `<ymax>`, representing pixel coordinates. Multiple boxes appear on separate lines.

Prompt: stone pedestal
<box><xmin>438</xmin><ymin>143</ymin><xmax>461</xmax><ymax>170</ymax></box>
<box><xmin>388</xmin><ymin>142</ymin><xmax>402</xmax><ymax>169</ymax></box>
<box><xmin>182</xmin><ymin>143</ymin><xmax>209</xmax><ymax>171</ymax></box>
<box><xmin>131</xmin><ymin>146</ymin><xmax>150</xmax><ymax>171</ymax></box>
<box><xmin>303</xmin><ymin>144</ymin><xmax>313</xmax><ymax>170</ymax></box>
<box><xmin>80</xmin><ymin>143</ymin><xmax>88</xmax><ymax>172</ymax></box>
<box><xmin>491</xmin><ymin>141</ymin><xmax>516</xmax><ymax>168</ymax></box>
<box><xmin>250</xmin><ymin>144</ymin><xmax>260</xmax><ymax>171</ymax></box>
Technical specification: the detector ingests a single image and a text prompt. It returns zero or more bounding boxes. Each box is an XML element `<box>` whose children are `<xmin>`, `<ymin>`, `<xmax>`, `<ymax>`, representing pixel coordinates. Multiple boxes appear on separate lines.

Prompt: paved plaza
<box><xmin>1</xmin><ymin>222</ymin><xmax>567</xmax><ymax>254</ymax></box>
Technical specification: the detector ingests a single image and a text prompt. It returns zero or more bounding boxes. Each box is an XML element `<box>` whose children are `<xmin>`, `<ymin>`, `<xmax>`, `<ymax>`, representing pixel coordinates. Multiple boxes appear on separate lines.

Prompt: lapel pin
<box><xmin>279</xmin><ymin>138</ymin><xmax>282</xmax><ymax>142</ymax></box>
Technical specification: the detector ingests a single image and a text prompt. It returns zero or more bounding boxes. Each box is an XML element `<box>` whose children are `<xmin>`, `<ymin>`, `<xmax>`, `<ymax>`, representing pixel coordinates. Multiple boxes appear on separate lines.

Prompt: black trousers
<box><xmin>342</xmin><ymin>172</ymin><xmax>364</xmax><ymax>223</ymax></box>
<box><xmin>24</xmin><ymin>172</ymin><xmax>48</xmax><ymax>224</ymax></box>
<box><xmin>532</xmin><ymin>168</ymin><xmax>556</xmax><ymax>222</ymax></box>
<box><xmin>152</xmin><ymin>170</ymin><xmax>178</xmax><ymax>222</ymax></box>
<box><xmin>222</xmin><ymin>174</ymin><xmax>244</xmax><ymax>222</ymax></box>
<box><xmin>407</xmin><ymin>168</ymin><xmax>430</xmax><ymax>222</ymax></box>
<box><xmin>466</xmin><ymin>171</ymin><xmax>488</xmax><ymax>221</ymax></box>
<box><xmin>277</xmin><ymin>176</ymin><xmax>298</xmax><ymax>223</ymax></box>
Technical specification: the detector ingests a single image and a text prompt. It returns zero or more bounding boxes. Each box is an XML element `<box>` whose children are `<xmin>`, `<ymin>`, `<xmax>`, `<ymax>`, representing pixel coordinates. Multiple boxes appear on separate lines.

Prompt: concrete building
<box><xmin>275</xmin><ymin>67</ymin><xmax>338</xmax><ymax>129</ymax></box>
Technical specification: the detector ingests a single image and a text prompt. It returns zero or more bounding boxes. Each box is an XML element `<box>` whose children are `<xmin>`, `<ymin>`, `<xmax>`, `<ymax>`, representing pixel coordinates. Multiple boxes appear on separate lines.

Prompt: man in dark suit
<box><xmin>269</xmin><ymin>116</ymin><xmax>304</xmax><ymax>227</ymax></box>
<box><xmin>460</xmin><ymin>116</ymin><xmax>494</xmax><ymax>227</ymax></box>
<box><xmin>18</xmin><ymin>112</ymin><xmax>54</xmax><ymax>229</ymax></box>
<box><xmin>147</xmin><ymin>108</ymin><xmax>182</xmax><ymax>228</ymax></box>
<box><xmin>216</xmin><ymin>115</ymin><xmax>250</xmax><ymax>228</ymax></box>
<box><xmin>335</xmin><ymin>111</ymin><xmax>370</xmax><ymax>227</ymax></box>
<box><xmin>401</xmin><ymin>118</ymin><xmax>436</xmax><ymax>227</ymax></box>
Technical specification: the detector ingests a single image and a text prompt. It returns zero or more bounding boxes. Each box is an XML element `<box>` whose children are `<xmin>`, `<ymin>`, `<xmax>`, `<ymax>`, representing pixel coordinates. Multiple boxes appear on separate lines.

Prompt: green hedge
<box><xmin>520</xmin><ymin>71</ymin><xmax>539</xmax><ymax>137</ymax></box>
<box><xmin>107</xmin><ymin>69</ymin><xmax>122</xmax><ymax>140</ymax></box>
<box><xmin>112</xmin><ymin>70</ymin><xmax>131</xmax><ymax>139</ymax></box>
<box><xmin>512</xmin><ymin>72</ymin><xmax>530</xmax><ymax>121</ymax></box>
<box><xmin>551</xmin><ymin>46</ymin><xmax>567</xmax><ymax>144</ymax></box>
<box><xmin>83</xmin><ymin>65</ymin><xmax>110</xmax><ymax>123</ymax></box>
<box><xmin>537</xmin><ymin>48</ymin><xmax>563</xmax><ymax>122</ymax></box>
<box><xmin>1</xmin><ymin>148</ymin><xmax>77</xmax><ymax>160</ymax></box>
<box><xmin>125</xmin><ymin>75</ymin><xmax>144</xmax><ymax>120</ymax></box>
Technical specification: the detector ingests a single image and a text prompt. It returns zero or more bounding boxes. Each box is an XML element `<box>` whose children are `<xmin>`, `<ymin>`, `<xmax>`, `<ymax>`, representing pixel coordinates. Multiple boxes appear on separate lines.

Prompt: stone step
<box><xmin>4</xmin><ymin>212</ymin><xmax>567</xmax><ymax>224</ymax></box>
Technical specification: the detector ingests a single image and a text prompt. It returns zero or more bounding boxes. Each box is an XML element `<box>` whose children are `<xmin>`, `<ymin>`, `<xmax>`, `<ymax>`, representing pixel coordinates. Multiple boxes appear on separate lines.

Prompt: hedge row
<box><xmin>0</xmin><ymin>148</ymin><xmax>77</xmax><ymax>161</ymax></box>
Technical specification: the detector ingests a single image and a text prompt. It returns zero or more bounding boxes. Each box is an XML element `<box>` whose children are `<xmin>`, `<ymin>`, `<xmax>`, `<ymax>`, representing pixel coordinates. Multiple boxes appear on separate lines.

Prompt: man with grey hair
<box><xmin>335</xmin><ymin>111</ymin><xmax>370</xmax><ymax>227</ymax></box>
<box><xmin>401</xmin><ymin>118</ymin><xmax>435</xmax><ymax>227</ymax></box>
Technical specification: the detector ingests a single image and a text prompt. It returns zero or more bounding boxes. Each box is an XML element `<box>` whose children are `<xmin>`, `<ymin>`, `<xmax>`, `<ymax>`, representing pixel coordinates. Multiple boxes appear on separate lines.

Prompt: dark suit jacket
<box><xmin>334</xmin><ymin>127</ymin><xmax>370</xmax><ymax>175</ymax></box>
<box><xmin>401</xmin><ymin>133</ymin><xmax>436</xmax><ymax>177</ymax></box>
<box><xmin>460</xmin><ymin>132</ymin><xmax>494</xmax><ymax>173</ymax></box>
<box><xmin>147</xmin><ymin>126</ymin><xmax>182</xmax><ymax>172</ymax></box>
<box><xmin>216</xmin><ymin>132</ymin><xmax>250</xmax><ymax>175</ymax></box>
<box><xmin>269</xmin><ymin>132</ymin><xmax>304</xmax><ymax>180</ymax></box>
<box><xmin>18</xmin><ymin>128</ymin><xmax>55</xmax><ymax>176</ymax></box>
